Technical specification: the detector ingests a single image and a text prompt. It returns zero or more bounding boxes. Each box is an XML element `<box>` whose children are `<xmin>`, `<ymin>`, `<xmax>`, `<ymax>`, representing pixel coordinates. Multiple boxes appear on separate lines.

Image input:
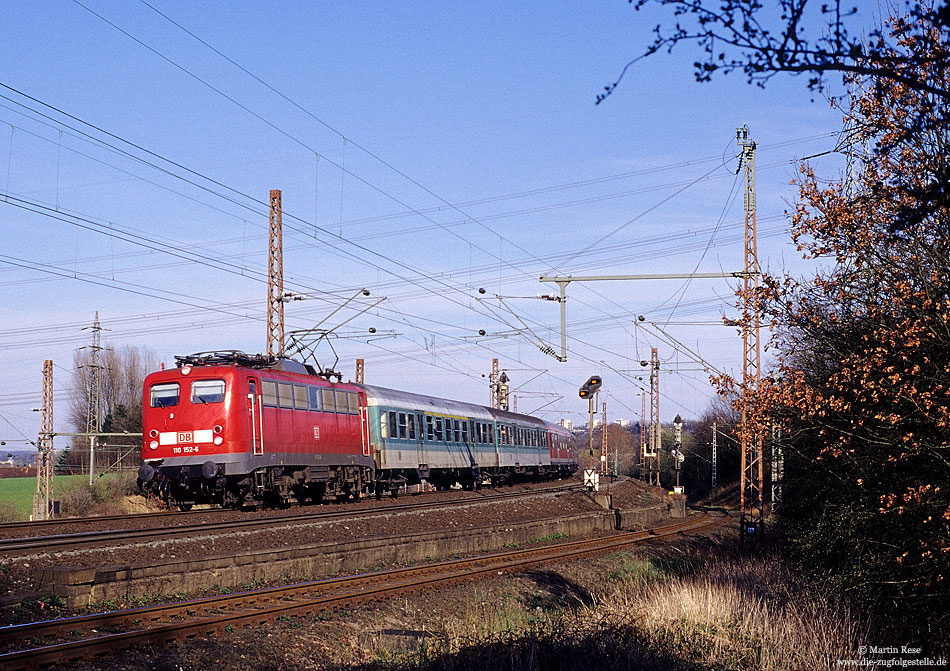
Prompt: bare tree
<box><xmin>63</xmin><ymin>344</ymin><xmax>155</xmax><ymax>474</ymax></box>
<box><xmin>599</xmin><ymin>0</ymin><xmax>950</xmax><ymax>104</ymax></box>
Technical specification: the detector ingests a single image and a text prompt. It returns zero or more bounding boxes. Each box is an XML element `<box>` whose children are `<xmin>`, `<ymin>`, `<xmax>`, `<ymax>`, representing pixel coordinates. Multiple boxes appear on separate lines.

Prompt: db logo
<box><xmin>178</xmin><ymin>432</ymin><xmax>192</xmax><ymax>443</ymax></box>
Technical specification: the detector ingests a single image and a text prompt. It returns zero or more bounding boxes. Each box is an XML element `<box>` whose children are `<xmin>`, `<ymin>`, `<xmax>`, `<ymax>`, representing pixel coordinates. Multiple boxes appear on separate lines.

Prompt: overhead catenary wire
<box><xmin>68</xmin><ymin>2</ymin><xmax>810</xmax><ymax>386</ymax></box>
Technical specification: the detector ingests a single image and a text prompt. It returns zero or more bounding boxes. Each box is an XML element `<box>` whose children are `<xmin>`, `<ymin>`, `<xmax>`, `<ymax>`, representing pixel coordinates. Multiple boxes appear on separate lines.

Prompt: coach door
<box><xmin>415</xmin><ymin>412</ymin><xmax>425</xmax><ymax>467</ymax></box>
<box><xmin>358</xmin><ymin>392</ymin><xmax>371</xmax><ymax>457</ymax></box>
<box><xmin>249</xmin><ymin>378</ymin><xmax>263</xmax><ymax>456</ymax></box>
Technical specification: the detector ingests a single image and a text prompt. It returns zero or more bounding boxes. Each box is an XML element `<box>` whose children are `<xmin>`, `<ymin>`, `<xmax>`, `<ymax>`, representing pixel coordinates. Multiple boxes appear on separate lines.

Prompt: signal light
<box><xmin>578</xmin><ymin>375</ymin><xmax>603</xmax><ymax>399</ymax></box>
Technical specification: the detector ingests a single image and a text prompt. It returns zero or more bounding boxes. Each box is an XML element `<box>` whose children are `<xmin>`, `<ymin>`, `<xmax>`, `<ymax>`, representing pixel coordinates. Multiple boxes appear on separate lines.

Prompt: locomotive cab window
<box><xmin>191</xmin><ymin>379</ymin><xmax>225</xmax><ymax>404</ymax></box>
<box><xmin>150</xmin><ymin>382</ymin><xmax>180</xmax><ymax>408</ymax></box>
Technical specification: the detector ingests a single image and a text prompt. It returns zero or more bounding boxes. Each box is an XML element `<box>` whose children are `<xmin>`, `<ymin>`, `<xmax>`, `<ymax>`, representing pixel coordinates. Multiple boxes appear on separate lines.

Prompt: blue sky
<box><xmin>0</xmin><ymin>0</ymin><xmax>861</xmax><ymax>447</ymax></box>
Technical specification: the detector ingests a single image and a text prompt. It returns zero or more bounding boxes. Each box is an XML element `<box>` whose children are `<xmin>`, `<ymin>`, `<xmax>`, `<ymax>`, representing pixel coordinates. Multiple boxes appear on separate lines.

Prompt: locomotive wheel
<box><xmin>177</xmin><ymin>502</ymin><xmax>193</xmax><ymax>512</ymax></box>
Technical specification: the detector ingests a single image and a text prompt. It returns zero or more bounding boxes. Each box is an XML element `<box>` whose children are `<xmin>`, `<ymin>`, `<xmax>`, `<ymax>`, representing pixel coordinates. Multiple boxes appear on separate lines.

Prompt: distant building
<box><xmin>557</xmin><ymin>419</ymin><xmax>573</xmax><ymax>431</ymax></box>
<box><xmin>613</xmin><ymin>419</ymin><xmax>631</xmax><ymax>428</ymax></box>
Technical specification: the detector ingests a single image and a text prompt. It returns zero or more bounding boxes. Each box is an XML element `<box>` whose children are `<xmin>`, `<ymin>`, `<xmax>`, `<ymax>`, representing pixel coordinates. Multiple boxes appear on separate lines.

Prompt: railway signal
<box><xmin>578</xmin><ymin>375</ymin><xmax>602</xmax><ymax>471</ymax></box>
<box><xmin>578</xmin><ymin>375</ymin><xmax>601</xmax><ymax>399</ymax></box>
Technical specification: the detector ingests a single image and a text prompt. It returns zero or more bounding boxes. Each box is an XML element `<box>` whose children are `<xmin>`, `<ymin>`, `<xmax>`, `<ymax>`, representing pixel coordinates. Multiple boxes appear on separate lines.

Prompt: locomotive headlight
<box><xmin>149</xmin><ymin>429</ymin><xmax>158</xmax><ymax>438</ymax></box>
<box><xmin>213</xmin><ymin>425</ymin><xmax>222</xmax><ymax>434</ymax></box>
<box><xmin>213</xmin><ymin>436</ymin><xmax>223</xmax><ymax>446</ymax></box>
<box><xmin>149</xmin><ymin>440</ymin><xmax>159</xmax><ymax>450</ymax></box>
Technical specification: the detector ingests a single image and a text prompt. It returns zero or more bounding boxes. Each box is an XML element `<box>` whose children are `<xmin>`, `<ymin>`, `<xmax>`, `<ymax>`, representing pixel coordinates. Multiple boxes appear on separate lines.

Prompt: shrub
<box><xmin>0</xmin><ymin>499</ymin><xmax>22</xmax><ymax>522</ymax></box>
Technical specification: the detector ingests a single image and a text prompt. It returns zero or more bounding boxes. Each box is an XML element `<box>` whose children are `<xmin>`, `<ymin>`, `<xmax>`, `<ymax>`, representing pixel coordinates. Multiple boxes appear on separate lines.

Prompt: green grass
<box><xmin>0</xmin><ymin>475</ymin><xmax>111</xmax><ymax>520</ymax></box>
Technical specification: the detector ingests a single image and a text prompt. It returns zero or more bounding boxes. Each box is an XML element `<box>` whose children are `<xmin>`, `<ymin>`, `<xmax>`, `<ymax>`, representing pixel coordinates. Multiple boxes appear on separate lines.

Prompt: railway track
<box><xmin>0</xmin><ymin>511</ymin><xmax>728</xmax><ymax>669</ymax></box>
<box><xmin>0</xmin><ymin>483</ymin><xmax>578</xmax><ymax>555</ymax></box>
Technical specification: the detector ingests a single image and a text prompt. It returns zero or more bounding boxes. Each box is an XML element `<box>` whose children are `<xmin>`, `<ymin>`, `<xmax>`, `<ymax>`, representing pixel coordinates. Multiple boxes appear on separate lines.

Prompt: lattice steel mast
<box><xmin>267</xmin><ymin>189</ymin><xmax>285</xmax><ymax>359</ymax></box>
<box><xmin>648</xmin><ymin>347</ymin><xmax>660</xmax><ymax>486</ymax></box>
<box><xmin>32</xmin><ymin>360</ymin><xmax>53</xmax><ymax>520</ymax></box>
<box><xmin>738</xmin><ymin>126</ymin><xmax>764</xmax><ymax>539</ymax></box>
<box><xmin>84</xmin><ymin>312</ymin><xmax>103</xmax><ymax>435</ymax></box>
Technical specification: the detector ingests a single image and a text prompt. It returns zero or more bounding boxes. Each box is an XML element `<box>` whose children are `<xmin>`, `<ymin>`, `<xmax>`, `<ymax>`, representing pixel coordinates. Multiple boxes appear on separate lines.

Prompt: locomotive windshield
<box><xmin>191</xmin><ymin>379</ymin><xmax>226</xmax><ymax>404</ymax></box>
<box><xmin>149</xmin><ymin>382</ymin><xmax>180</xmax><ymax>408</ymax></box>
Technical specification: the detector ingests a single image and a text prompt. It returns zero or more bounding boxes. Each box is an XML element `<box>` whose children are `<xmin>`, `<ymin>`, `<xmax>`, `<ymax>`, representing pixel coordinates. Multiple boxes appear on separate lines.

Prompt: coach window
<box><xmin>277</xmin><ymin>383</ymin><xmax>294</xmax><ymax>409</ymax></box>
<box><xmin>191</xmin><ymin>379</ymin><xmax>225</xmax><ymax>404</ymax></box>
<box><xmin>462</xmin><ymin>421</ymin><xmax>469</xmax><ymax>444</ymax></box>
<box><xmin>150</xmin><ymin>382</ymin><xmax>180</xmax><ymax>408</ymax></box>
<box><xmin>407</xmin><ymin>414</ymin><xmax>416</xmax><ymax>440</ymax></box>
<box><xmin>293</xmin><ymin>384</ymin><xmax>309</xmax><ymax>410</ymax></box>
<box><xmin>453</xmin><ymin>420</ymin><xmax>461</xmax><ymax>443</ymax></box>
<box><xmin>380</xmin><ymin>415</ymin><xmax>388</xmax><ymax>438</ymax></box>
<box><xmin>397</xmin><ymin>412</ymin><xmax>408</xmax><ymax>439</ymax></box>
<box><xmin>388</xmin><ymin>411</ymin><xmax>398</xmax><ymax>438</ymax></box>
<box><xmin>425</xmin><ymin>415</ymin><xmax>434</xmax><ymax>441</ymax></box>
<box><xmin>261</xmin><ymin>380</ymin><xmax>278</xmax><ymax>407</ymax></box>
<box><xmin>308</xmin><ymin>386</ymin><xmax>321</xmax><ymax>411</ymax></box>
<box><xmin>320</xmin><ymin>388</ymin><xmax>334</xmax><ymax>413</ymax></box>
<box><xmin>435</xmin><ymin>417</ymin><xmax>444</xmax><ymax>441</ymax></box>
<box><xmin>488</xmin><ymin>424</ymin><xmax>495</xmax><ymax>444</ymax></box>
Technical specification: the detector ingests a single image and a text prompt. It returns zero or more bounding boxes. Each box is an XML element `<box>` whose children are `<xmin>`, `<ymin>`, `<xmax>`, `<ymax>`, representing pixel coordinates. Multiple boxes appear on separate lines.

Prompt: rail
<box><xmin>0</xmin><ymin>512</ymin><xmax>728</xmax><ymax>669</ymax></box>
<box><xmin>0</xmin><ymin>483</ymin><xmax>579</xmax><ymax>554</ymax></box>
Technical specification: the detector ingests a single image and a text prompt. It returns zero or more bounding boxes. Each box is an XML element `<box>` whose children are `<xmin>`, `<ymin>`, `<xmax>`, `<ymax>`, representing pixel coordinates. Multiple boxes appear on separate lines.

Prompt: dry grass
<box><xmin>595</xmin><ymin>556</ymin><xmax>867</xmax><ymax>670</ymax></box>
<box><xmin>356</xmin><ymin>551</ymin><xmax>867</xmax><ymax>671</ymax></box>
